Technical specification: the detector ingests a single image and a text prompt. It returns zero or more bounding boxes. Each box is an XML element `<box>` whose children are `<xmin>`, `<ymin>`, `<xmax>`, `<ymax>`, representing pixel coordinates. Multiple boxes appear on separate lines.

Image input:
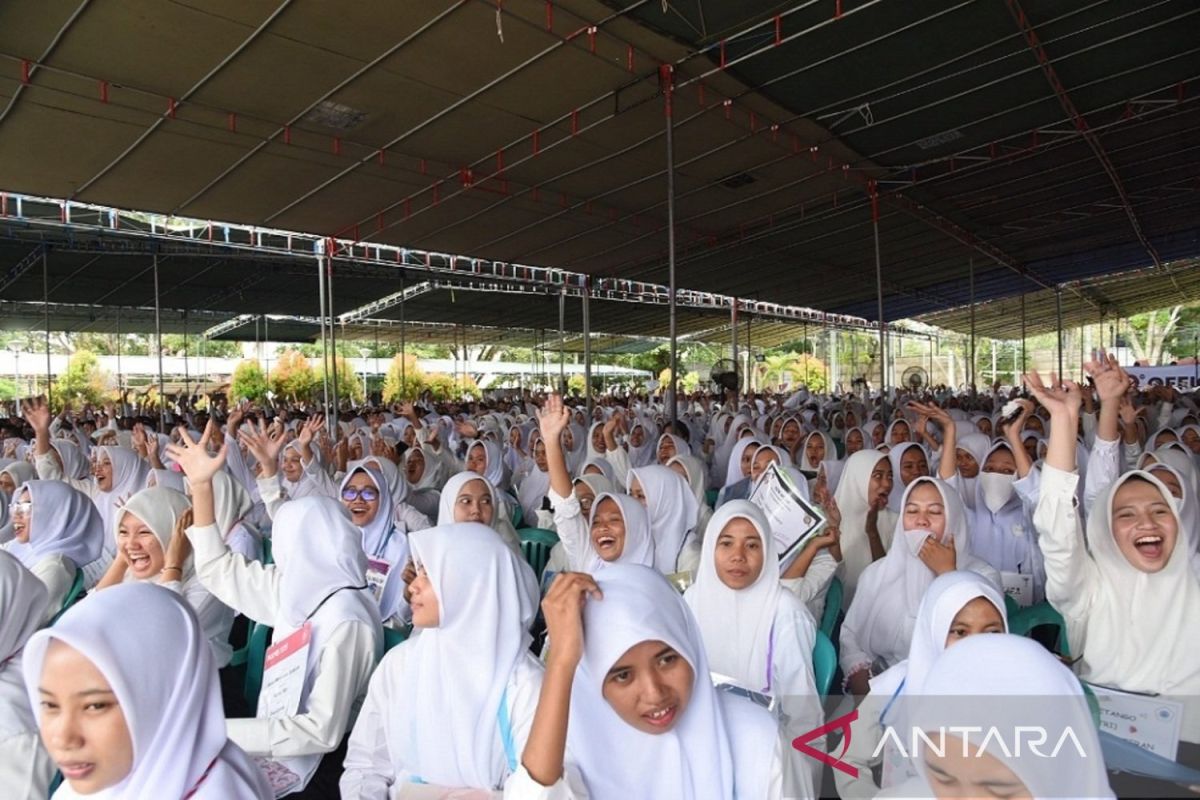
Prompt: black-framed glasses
<box><xmin>341</xmin><ymin>487</ymin><xmax>380</xmax><ymax>502</ymax></box>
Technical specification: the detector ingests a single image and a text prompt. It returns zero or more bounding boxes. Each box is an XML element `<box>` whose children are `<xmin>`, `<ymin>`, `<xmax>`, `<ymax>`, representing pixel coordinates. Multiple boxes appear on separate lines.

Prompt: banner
<box><xmin>1125</xmin><ymin>364</ymin><xmax>1200</xmax><ymax>391</ymax></box>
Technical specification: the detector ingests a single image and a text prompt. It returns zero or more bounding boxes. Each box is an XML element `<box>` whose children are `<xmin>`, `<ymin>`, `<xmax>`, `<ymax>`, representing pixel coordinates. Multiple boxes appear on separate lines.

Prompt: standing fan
<box><xmin>902</xmin><ymin>366</ymin><xmax>929</xmax><ymax>392</ymax></box>
<box><xmin>710</xmin><ymin>358</ymin><xmax>740</xmax><ymax>392</ymax></box>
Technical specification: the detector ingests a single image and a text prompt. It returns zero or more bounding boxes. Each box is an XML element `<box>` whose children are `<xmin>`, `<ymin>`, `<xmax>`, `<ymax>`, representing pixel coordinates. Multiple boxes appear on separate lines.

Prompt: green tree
<box><xmin>423</xmin><ymin>372</ymin><xmax>480</xmax><ymax>401</ymax></box>
<box><xmin>333</xmin><ymin>356</ymin><xmax>365</xmax><ymax>404</ymax></box>
<box><xmin>230</xmin><ymin>360</ymin><xmax>270</xmax><ymax>403</ymax></box>
<box><xmin>382</xmin><ymin>354</ymin><xmax>424</xmax><ymax>403</ymax></box>
<box><xmin>270</xmin><ymin>350</ymin><xmax>319</xmax><ymax>402</ymax></box>
<box><xmin>56</xmin><ymin>350</ymin><xmax>108</xmax><ymax>410</ymax></box>
<box><xmin>758</xmin><ymin>352</ymin><xmax>828</xmax><ymax>394</ymax></box>
<box><xmin>657</xmin><ymin>368</ymin><xmax>701</xmax><ymax>395</ymax></box>
<box><xmin>0</xmin><ymin>378</ymin><xmax>19</xmax><ymax>401</ymax></box>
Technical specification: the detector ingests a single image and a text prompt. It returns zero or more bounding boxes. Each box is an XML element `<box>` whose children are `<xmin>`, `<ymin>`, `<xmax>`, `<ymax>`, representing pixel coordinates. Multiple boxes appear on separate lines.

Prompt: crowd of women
<box><xmin>1</xmin><ymin>348</ymin><xmax>1198</xmax><ymax>798</ymax></box>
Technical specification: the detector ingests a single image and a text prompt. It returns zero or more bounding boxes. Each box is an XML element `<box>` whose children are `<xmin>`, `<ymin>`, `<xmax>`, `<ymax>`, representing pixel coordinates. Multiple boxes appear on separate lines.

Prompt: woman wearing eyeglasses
<box><xmin>338</xmin><ymin>465</ymin><xmax>418</xmax><ymax>628</ymax></box>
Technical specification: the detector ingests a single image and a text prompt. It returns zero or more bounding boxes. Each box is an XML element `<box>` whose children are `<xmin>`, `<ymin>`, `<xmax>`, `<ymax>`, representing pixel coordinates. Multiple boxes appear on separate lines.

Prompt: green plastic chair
<box><xmin>49</xmin><ymin>568</ymin><xmax>86</xmax><ymax>625</ymax></box>
<box><xmin>243</xmin><ymin>622</ymin><xmax>273</xmax><ymax>712</ymax></box>
<box><xmin>704</xmin><ymin>488</ymin><xmax>718</xmax><ymax>509</ymax></box>
<box><xmin>813</xmin><ymin>630</ymin><xmax>837</xmax><ymax>699</ymax></box>
<box><xmin>384</xmin><ymin>625</ymin><xmax>411</xmax><ymax>652</ymax></box>
<box><xmin>1007</xmin><ymin>601</ymin><xmax>1069</xmax><ymax>658</ymax></box>
<box><xmin>509</xmin><ymin>504</ymin><xmax>524</xmax><ymax>530</ymax></box>
<box><xmin>521</xmin><ymin>540</ymin><xmax>555</xmax><ymax>580</ymax></box>
<box><xmin>820</xmin><ymin>577</ymin><xmax>843</xmax><ymax>639</ymax></box>
<box><xmin>261</xmin><ymin>536</ymin><xmax>274</xmax><ymax>565</ymax></box>
<box><xmin>517</xmin><ymin>527</ymin><xmax>560</xmax><ymax>546</ymax></box>
<box><xmin>1003</xmin><ymin>593</ymin><xmax>1020</xmax><ymax>620</ymax></box>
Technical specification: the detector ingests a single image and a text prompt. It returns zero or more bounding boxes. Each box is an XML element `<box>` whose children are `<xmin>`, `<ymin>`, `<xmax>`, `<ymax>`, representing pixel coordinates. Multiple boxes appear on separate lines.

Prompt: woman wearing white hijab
<box><xmin>544</xmin><ymin>473</ymin><xmax>618</xmax><ymax>576</ymax></box>
<box><xmin>886</xmin><ymin>442</ymin><xmax>930</xmax><ymax>513</ymax></box>
<box><xmin>715</xmin><ymin>436</ymin><xmax>763</xmax><ymax>508</ymax></box>
<box><xmin>580</xmin><ymin>456</ymin><xmax>616</xmax><ymax>484</ymax></box>
<box><xmin>833</xmin><ymin>449</ymin><xmax>898</xmax><ymax>603</ymax></box>
<box><xmin>836</xmin><ymin>570</ymin><xmax>1008</xmax><ymax>797</ymax></box>
<box><xmin>437</xmin><ymin>471</ymin><xmax>523</xmax><ymax>554</ymax></box>
<box><xmin>508</xmin><ymin>565</ymin><xmax>783</xmax><ymax>799</ymax></box>
<box><xmin>684</xmin><ymin>502</ymin><xmax>821</xmax><ymax>795</ymax></box>
<box><xmin>171</xmin><ymin>435</ymin><xmax>384</xmax><ymax>797</ymax></box>
<box><xmin>0</xmin><ymin>460</ymin><xmax>35</xmax><ymax>497</ymax></box>
<box><xmin>602</xmin><ymin>418</ymin><xmax>655</xmax><ymax>489</ymax></box>
<box><xmin>878</xmin><ymin>634</ymin><xmax>1113</xmax><ymax>800</ymax></box>
<box><xmin>468</xmin><ymin>438</ymin><xmax>512</xmax><ymax>492</ymax></box>
<box><xmin>0</xmin><ymin>550</ymin><xmax>54</xmax><ymax>800</ymax></box>
<box><xmin>666</xmin><ymin>453</ymin><xmax>713</xmax><ymax>569</ymax></box>
<box><xmin>627</xmin><ymin>464</ymin><xmax>699</xmax><ymax>575</ymax></box>
<box><xmin>206</xmin><ymin>469</ymin><xmax>263</xmax><ymax>563</ymax></box>
<box><xmin>96</xmin><ymin>486</ymin><xmax>238</xmax><ymax>669</ymax></box>
<box><xmin>1028</xmin><ymin>364</ymin><xmax>1200</xmax><ymax>750</ymax></box>
<box><xmin>339</xmin><ymin>465</ymin><xmax>413</xmax><ymax>627</ymax></box>
<box><xmin>342</xmin><ymin>523</ymin><xmax>542</xmax><ymax>795</ymax></box>
<box><xmin>5</xmin><ymin>480</ymin><xmax>104</xmax><ymax>623</ymax></box>
<box><xmin>22</xmin><ymin>582</ymin><xmax>271</xmax><ymax>799</ymax></box>
<box><xmin>403</xmin><ymin>443</ymin><xmax>446</xmax><ymax>520</ymax></box>
<box><xmin>796</xmin><ymin>430</ymin><xmax>836</xmax><ymax>476</ymax></box>
<box><xmin>840</xmin><ymin>477</ymin><xmax>1000</xmax><ymax>695</ymax></box>
<box><xmin>517</xmin><ymin>433</ymin><xmax>554</xmax><ymax>528</ymax></box>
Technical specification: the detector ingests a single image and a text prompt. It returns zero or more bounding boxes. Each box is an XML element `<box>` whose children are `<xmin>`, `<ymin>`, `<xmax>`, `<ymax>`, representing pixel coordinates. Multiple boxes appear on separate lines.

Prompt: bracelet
<box><xmin>162</xmin><ymin>565</ymin><xmax>182</xmax><ymax>575</ymax></box>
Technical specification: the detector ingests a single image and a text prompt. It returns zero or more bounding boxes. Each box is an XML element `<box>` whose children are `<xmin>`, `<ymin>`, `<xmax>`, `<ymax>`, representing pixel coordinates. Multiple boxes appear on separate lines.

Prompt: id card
<box><xmin>366</xmin><ymin>557</ymin><xmax>392</xmax><ymax>603</ymax></box>
<box><xmin>1000</xmin><ymin>572</ymin><xmax>1033</xmax><ymax>608</ymax></box>
<box><xmin>261</xmin><ymin>622</ymin><xmax>312</xmax><ymax>719</ymax></box>
<box><xmin>1089</xmin><ymin>683</ymin><xmax>1182</xmax><ymax>759</ymax></box>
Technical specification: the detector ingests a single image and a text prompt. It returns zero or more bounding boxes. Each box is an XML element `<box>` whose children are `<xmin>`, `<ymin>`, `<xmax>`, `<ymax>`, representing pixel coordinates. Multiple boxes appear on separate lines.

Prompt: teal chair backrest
<box><xmin>820</xmin><ymin>576</ymin><xmax>842</xmax><ymax>639</ymax></box>
<box><xmin>704</xmin><ymin>489</ymin><xmax>718</xmax><ymax>510</ymax></box>
<box><xmin>510</xmin><ymin>504</ymin><xmax>524</xmax><ymax>530</ymax></box>
<box><xmin>1003</xmin><ymin>593</ymin><xmax>1020</xmax><ymax>620</ymax></box>
<box><xmin>261</xmin><ymin>536</ymin><xmax>274</xmax><ymax>565</ymax></box>
<box><xmin>521</xmin><ymin>540</ymin><xmax>555</xmax><ymax>580</ymax></box>
<box><xmin>517</xmin><ymin>527</ymin><xmax>560</xmax><ymax>546</ymax></box>
<box><xmin>243</xmin><ymin>622</ymin><xmax>274</xmax><ymax>712</ymax></box>
<box><xmin>1007</xmin><ymin>601</ymin><xmax>1069</xmax><ymax>657</ymax></box>
<box><xmin>384</xmin><ymin>625</ymin><xmax>411</xmax><ymax>653</ymax></box>
<box><xmin>49</xmin><ymin>568</ymin><xmax>86</xmax><ymax>625</ymax></box>
<box><xmin>813</xmin><ymin>631</ymin><xmax>837</xmax><ymax>699</ymax></box>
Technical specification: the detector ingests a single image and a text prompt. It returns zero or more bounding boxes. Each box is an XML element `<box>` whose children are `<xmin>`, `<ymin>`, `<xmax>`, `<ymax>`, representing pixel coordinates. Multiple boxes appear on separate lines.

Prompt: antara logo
<box><xmin>792</xmin><ymin>709</ymin><xmax>860</xmax><ymax>778</ymax></box>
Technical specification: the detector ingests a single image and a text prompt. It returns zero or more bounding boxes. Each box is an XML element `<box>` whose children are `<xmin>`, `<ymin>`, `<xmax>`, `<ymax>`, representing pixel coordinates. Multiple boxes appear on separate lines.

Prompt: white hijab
<box><xmin>584</xmin><ymin>492</ymin><xmax>655</xmax><ymax>572</ymax></box>
<box><xmin>893</xmin><ymin>634</ymin><xmax>1113</xmax><ymax>799</ymax></box>
<box><xmin>405</xmin><ymin>443</ymin><xmax>446</xmax><ymax>492</ymax></box>
<box><xmin>566</xmin><ymin>565</ymin><xmax>776</xmax><ymax>800</ymax></box>
<box><xmin>115</xmin><ymin>487</ymin><xmax>193</xmax><ymax>581</ymax></box>
<box><xmin>833</xmin><ymin>450</ymin><xmax>897</xmax><ymax>599</ymax></box>
<box><xmin>22</xmin><ymin>583</ymin><xmax>270</xmax><ymax>799</ymax></box>
<box><xmin>846</xmin><ymin>477</ymin><xmax>991</xmax><ymax>669</ymax></box>
<box><xmin>0</xmin><ymin>550</ymin><xmax>49</xmax><ymax>742</ymax></box>
<box><xmin>1072</xmin><ymin>470</ymin><xmax>1200</xmax><ymax>740</ymax></box>
<box><xmin>625</xmin><ymin>421</ymin><xmax>656</xmax><ymax>470</ymax></box>
<box><xmin>684</xmin><ymin>502</ymin><xmax>786</xmax><ymax>693</ymax></box>
<box><xmin>628</xmin><ymin>464</ymin><xmax>698</xmax><ymax>574</ymax></box>
<box><xmin>886</xmin><ymin>442</ymin><xmax>928</xmax><ymax>512</ymax></box>
<box><xmin>390</xmin><ymin>523</ymin><xmax>535</xmax><ymax>788</ymax></box>
<box><xmin>348</xmin><ymin>455</ymin><xmax>410</xmax><ymax>507</ymax></box>
<box><xmin>798</xmin><ymin>430</ymin><xmax>836</xmax><ymax>474</ymax></box>
<box><xmin>6</xmin><ymin>480</ymin><xmax>104</xmax><ymax>570</ymax></box>
<box><xmin>722</xmin><ymin>437</ymin><xmax>762</xmax><ymax>490</ymax></box>
<box><xmin>516</xmin><ymin>450</ymin><xmax>551</xmax><ymax>525</ymax></box>
<box><xmin>93</xmin><ymin>446</ymin><xmax>149</xmax><ymax>536</ymax></box>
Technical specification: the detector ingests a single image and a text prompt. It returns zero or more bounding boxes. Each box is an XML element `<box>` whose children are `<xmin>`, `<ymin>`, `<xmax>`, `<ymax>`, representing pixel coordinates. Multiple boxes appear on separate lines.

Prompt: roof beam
<box><xmin>0</xmin><ymin>244</ymin><xmax>47</xmax><ymax>294</ymax></box>
<box><xmin>1006</xmin><ymin>0</ymin><xmax>1162</xmax><ymax>271</ymax></box>
<box><xmin>0</xmin><ymin>0</ymin><xmax>93</xmax><ymax>128</ymax></box>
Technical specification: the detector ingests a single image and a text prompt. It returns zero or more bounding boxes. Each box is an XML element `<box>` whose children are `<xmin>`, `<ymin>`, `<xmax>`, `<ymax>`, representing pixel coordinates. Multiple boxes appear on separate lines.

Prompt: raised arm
<box><xmin>21</xmin><ymin>396</ymin><xmax>52</xmax><ymax>457</ymax></box>
<box><xmin>1001</xmin><ymin>399</ymin><xmax>1036</xmax><ymax>479</ymax></box>
<box><xmin>909</xmin><ymin>401</ymin><xmax>957</xmax><ymax>479</ymax></box>
<box><xmin>538</xmin><ymin>393</ymin><xmax>574</xmax><ymax>500</ymax></box>
<box><xmin>1023</xmin><ymin>372</ymin><xmax>1082</xmax><ymax>474</ymax></box>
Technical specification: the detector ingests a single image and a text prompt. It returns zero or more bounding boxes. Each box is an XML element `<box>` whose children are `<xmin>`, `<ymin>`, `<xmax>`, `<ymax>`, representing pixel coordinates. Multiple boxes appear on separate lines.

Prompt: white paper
<box><xmin>1089</xmin><ymin>683</ymin><xmax>1182</xmax><ymax>759</ymax></box>
<box><xmin>1000</xmin><ymin>571</ymin><xmax>1034</xmax><ymax>608</ymax></box>
<box><xmin>261</xmin><ymin>621</ymin><xmax>312</xmax><ymax>721</ymax></box>
<box><xmin>748</xmin><ymin>462</ymin><xmax>826</xmax><ymax>570</ymax></box>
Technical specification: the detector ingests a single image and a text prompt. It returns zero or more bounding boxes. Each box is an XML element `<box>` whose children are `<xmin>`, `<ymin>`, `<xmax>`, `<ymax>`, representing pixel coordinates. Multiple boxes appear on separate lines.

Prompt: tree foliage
<box><xmin>382</xmin><ymin>354</ymin><xmax>424</xmax><ymax>403</ymax></box>
<box><xmin>56</xmin><ymin>350</ymin><xmax>108</xmax><ymax>410</ymax></box>
<box><xmin>270</xmin><ymin>350</ymin><xmax>318</xmax><ymax>402</ymax></box>
<box><xmin>230</xmin><ymin>360</ymin><xmax>270</xmax><ymax>403</ymax></box>
<box><xmin>1126</xmin><ymin>304</ymin><xmax>1200</xmax><ymax>365</ymax></box>
<box><xmin>758</xmin><ymin>352</ymin><xmax>828</xmax><ymax>394</ymax></box>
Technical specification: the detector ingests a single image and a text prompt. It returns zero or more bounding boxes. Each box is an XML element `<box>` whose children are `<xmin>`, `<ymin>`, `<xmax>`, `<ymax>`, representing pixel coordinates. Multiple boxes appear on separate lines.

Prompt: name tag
<box><xmin>252</xmin><ymin>756</ymin><xmax>303</xmax><ymax>798</ymax></box>
<box><xmin>1000</xmin><ymin>572</ymin><xmax>1033</xmax><ymax>608</ymax></box>
<box><xmin>366</xmin><ymin>557</ymin><xmax>392</xmax><ymax>603</ymax></box>
<box><xmin>1089</xmin><ymin>684</ymin><xmax>1182</xmax><ymax>760</ymax></box>
<box><xmin>262</xmin><ymin>621</ymin><xmax>312</xmax><ymax>719</ymax></box>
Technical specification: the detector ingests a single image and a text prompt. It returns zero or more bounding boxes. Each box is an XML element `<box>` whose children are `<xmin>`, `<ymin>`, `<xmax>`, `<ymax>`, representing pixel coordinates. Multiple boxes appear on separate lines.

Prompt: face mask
<box><xmin>904</xmin><ymin>527</ymin><xmax>938</xmax><ymax>556</ymax></box>
<box><xmin>979</xmin><ymin>471</ymin><xmax>1016</xmax><ymax>513</ymax></box>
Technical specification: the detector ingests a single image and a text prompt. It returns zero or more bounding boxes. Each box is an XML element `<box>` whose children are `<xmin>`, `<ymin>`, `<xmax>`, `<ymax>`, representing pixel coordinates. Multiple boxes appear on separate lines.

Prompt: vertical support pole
<box><xmin>663</xmin><ymin>64</ymin><xmax>678</xmax><ymax>428</ymax></box>
<box><xmin>1055</xmin><ymin>286</ymin><xmax>1065</xmax><ymax>379</ymax></box>
<box><xmin>116</xmin><ymin>304</ymin><xmax>123</xmax><ymax>396</ymax></box>
<box><xmin>153</xmin><ymin>252</ymin><xmax>165</xmax><ymax>430</ymax></box>
<box><xmin>870</xmin><ymin>182</ymin><xmax>887</xmax><ymax>408</ymax></box>
<box><xmin>827</xmin><ymin>325</ymin><xmax>836</xmax><ymax>393</ymax></box>
<box><xmin>316</xmin><ymin>243</ymin><xmax>330</xmax><ymax>419</ymax></box>
<box><xmin>43</xmin><ymin>248</ymin><xmax>52</xmax><ymax>406</ymax></box>
<box><xmin>1020</xmin><ymin>292</ymin><xmax>1027</xmax><ymax>374</ymax></box>
<box><xmin>583</xmin><ymin>280</ymin><xmax>592</xmax><ymax>415</ymax></box>
<box><xmin>328</xmin><ymin>253</ymin><xmax>339</xmax><ymax>420</ymax></box>
<box><xmin>558</xmin><ymin>287</ymin><xmax>566</xmax><ymax>394</ymax></box>
<box><xmin>731</xmin><ymin>300</ymin><xmax>739</xmax><ymax>402</ymax></box>
<box><xmin>400</xmin><ymin>276</ymin><xmax>407</xmax><ymax>400</ymax></box>
<box><xmin>183</xmin><ymin>309</ymin><xmax>190</xmax><ymax>399</ymax></box>
<box><xmin>745</xmin><ymin>313</ymin><xmax>752</xmax><ymax>394</ymax></box>
<box><xmin>968</xmin><ymin>258</ymin><xmax>976</xmax><ymax>390</ymax></box>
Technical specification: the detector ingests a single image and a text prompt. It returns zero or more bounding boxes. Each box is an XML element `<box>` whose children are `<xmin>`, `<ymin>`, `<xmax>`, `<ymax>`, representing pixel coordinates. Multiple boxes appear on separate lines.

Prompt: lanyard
<box><xmin>371</xmin><ymin>524</ymin><xmax>397</xmax><ymax>559</ymax></box>
<box><xmin>182</xmin><ymin>757</ymin><xmax>217</xmax><ymax>799</ymax></box>
<box><xmin>411</xmin><ymin>686</ymin><xmax>517</xmax><ymax>786</ymax></box>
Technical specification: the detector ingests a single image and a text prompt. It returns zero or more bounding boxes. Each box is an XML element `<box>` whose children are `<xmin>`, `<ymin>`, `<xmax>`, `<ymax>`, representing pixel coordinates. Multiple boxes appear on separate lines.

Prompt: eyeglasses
<box><xmin>341</xmin><ymin>487</ymin><xmax>380</xmax><ymax>502</ymax></box>
<box><xmin>9</xmin><ymin>501</ymin><xmax>31</xmax><ymax>517</ymax></box>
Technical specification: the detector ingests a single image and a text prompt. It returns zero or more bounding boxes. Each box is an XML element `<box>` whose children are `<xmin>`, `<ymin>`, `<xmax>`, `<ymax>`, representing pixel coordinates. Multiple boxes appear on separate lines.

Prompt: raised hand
<box><xmin>298</xmin><ymin>414</ymin><xmax>324</xmax><ymax>448</ymax></box>
<box><xmin>163</xmin><ymin>509</ymin><xmax>194</xmax><ymax>581</ymax></box>
<box><xmin>1082</xmin><ymin>349</ymin><xmax>1129</xmax><ymax>404</ymax></box>
<box><xmin>537</xmin><ymin>393</ymin><xmax>571</xmax><ymax>444</ymax></box>
<box><xmin>165</xmin><ymin>425</ymin><xmax>227</xmax><ymax>485</ymax></box>
<box><xmin>1023</xmin><ymin>372</ymin><xmax>1082</xmax><ymax>419</ymax></box>
<box><xmin>21</xmin><ymin>396</ymin><xmax>51</xmax><ymax>433</ymax></box>
<box><xmin>918</xmin><ymin>534</ymin><xmax>956</xmax><ymax>576</ymax></box>
<box><xmin>541</xmin><ymin>572</ymin><xmax>603</xmax><ymax>671</ymax></box>
<box><xmin>238</xmin><ymin>419</ymin><xmax>285</xmax><ymax>477</ymax></box>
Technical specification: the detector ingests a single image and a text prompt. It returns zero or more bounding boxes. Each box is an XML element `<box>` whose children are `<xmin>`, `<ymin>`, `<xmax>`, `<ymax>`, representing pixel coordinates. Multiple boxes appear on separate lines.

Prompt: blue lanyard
<box><xmin>371</xmin><ymin>524</ymin><xmax>396</xmax><ymax>559</ymax></box>
<box><xmin>879</xmin><ymin>678</ymin><xmax>907</xmax><ymax>728</ymax></box>
<box><xmin>411</xmin><ymin>687</ymin><xmax>516</xmax><ymax>785</ymax></box>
